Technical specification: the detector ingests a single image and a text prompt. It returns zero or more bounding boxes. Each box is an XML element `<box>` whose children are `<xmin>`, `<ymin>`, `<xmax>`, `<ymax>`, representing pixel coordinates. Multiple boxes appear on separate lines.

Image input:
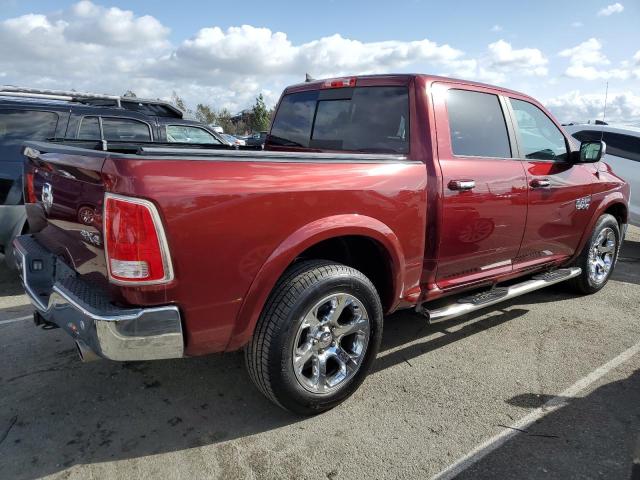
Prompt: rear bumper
<box><xmin>13</xmin><ymin>235</ymin><xmax>184</xmax><ymax>361</ymax></box>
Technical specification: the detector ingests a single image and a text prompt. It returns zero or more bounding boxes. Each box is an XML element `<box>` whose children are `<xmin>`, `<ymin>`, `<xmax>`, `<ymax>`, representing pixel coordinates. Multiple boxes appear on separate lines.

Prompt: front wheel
<box><xmin>568</xmin><ymin>213</ymin><xmax>620</xmax><ymax>294</ymax></box>
<box><xmin>245</xmin><ymin>260</ymin><xmax>383</xmax><ymax>415</ymax></box>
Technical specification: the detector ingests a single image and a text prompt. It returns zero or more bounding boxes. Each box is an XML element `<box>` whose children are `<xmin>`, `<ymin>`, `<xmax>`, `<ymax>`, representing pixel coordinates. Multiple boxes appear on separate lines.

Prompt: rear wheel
<box><xmin>568</xmin><ymin>214</ymin><xmax>620</xmax><ymax>294</ymax></box>
<box><xmin>77</xmin><ymin>206</ymin><xmax>95</xmax><ymax>225</ymax></box>
<box><xmin>245</xmin><ymin>260</ymin><xmax>383</xmax><ymax>415</ymax></box>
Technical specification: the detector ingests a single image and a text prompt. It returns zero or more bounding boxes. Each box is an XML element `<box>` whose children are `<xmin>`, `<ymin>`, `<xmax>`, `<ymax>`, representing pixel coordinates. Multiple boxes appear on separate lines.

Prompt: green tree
<box><xmin>171</xmin><ymin>91</ymin><xmax>187</xmax><ymax>113</ymax></box>
<box><xmin>195</xmin><ymin>103</ymin><xmax>217</xmax><ymax>125</ymax></box>
<box><xmin>250</xmin><ymin>94</ymin><xmax>270</xmax><ymax>132</ymax></box>
<box><xmin>216</xmin><ymin>108</ymin><xmax>236</xmax><ymax>134</ymax></box>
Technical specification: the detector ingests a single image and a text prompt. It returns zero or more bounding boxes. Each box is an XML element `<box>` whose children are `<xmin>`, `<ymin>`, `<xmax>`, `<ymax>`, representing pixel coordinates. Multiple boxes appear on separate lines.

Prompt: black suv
<box><xmin>0</xmin><ymin>87</ymin><xmax>228</xmax><ymax>266</ymax></box>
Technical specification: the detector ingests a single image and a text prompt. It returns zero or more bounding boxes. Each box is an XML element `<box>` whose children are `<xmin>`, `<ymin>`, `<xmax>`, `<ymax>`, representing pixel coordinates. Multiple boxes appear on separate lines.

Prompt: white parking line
<box><xmin>431</xmin><ymin>340</ymin><xmax>640</xmax><ymax>480</ymax></box>
<box><xmin>0</xmin><ymin>315</ymin><xmax>32</xmax><ymax>326</ymax></box>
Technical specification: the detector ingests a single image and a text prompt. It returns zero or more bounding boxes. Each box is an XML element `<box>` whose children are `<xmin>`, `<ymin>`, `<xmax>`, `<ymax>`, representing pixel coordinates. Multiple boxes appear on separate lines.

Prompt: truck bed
<box><xmin>21</xmin><ymin>140</ymin><xmax>428</xmax><ymax>355</ymax></box>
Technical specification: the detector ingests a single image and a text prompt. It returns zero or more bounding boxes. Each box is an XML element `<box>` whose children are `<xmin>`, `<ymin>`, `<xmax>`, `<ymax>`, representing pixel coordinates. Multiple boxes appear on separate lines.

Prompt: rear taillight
<box><xmin>321</xmin><ymin>77</ymin><xmax>357</xmax><ymax>89</ymax></box>
<box><xmin>104</xmin><ymin>193</ymin><xmax>173</xmax><ymax>285</ymax></box>
<box><xmin>25</xmin><ymin>172</ymin><xmax>37</xmax><ymax>203</ymax></box>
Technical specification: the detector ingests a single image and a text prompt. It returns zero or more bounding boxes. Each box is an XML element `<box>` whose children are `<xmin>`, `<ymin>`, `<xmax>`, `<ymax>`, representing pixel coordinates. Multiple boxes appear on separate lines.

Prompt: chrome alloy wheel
<box><xmin>588</xmin><ymin>227</ymin><xmax>617</xmax><ymax>284</ymax></box>
<box><xmin>292</xmin><ymin>293</ymin><xmax>370</xmax><ymax>394</ymax></box>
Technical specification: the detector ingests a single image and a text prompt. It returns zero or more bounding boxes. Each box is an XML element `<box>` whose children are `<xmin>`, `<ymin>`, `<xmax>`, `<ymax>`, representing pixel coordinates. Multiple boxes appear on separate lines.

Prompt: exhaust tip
<box><xmin>75</xmin><ymin>340</ymin><xmax>101</xmax><ymax>362</ymax></box>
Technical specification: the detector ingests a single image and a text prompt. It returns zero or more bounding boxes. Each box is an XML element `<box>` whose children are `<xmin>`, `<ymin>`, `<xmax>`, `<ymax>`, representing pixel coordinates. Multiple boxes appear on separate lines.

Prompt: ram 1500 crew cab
<box><xmin>13</xmin><ymin>74</ymin><xmax>629</xmax><ymax>414</ymax></box>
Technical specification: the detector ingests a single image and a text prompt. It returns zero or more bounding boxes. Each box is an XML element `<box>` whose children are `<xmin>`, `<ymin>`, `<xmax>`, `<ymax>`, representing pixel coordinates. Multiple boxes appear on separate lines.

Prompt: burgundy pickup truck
<box><xmin>14</xmin><ymin>74</ymin><xmax>629</xmax><ymax>414</ymax></box>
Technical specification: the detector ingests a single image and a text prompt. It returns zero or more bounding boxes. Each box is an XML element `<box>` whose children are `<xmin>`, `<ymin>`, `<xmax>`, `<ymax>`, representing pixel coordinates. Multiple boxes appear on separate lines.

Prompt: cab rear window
<box><xmin>269</xmin><ymin>86</ymin><xmax>410</xmax><ymax>154</ymax></box>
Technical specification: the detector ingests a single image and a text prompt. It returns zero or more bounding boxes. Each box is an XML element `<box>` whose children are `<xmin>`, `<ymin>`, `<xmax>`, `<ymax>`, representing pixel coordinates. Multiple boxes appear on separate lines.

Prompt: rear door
<box><xmin>432</xmin><ymin>84</ymin><xmax>528</xmax><ymax>289</ymax></box>
<box><xmin>506</xmin><ymin>97</ymin><xmax>596</xmax><ymax>267</ymax></box>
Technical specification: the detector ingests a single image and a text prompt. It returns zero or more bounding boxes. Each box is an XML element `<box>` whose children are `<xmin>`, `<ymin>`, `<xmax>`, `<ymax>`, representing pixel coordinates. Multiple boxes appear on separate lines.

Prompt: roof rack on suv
<box><xmin>0</xmin><ymin>86</ymin><xmax>184</xmax><ymax>119</ymax></box>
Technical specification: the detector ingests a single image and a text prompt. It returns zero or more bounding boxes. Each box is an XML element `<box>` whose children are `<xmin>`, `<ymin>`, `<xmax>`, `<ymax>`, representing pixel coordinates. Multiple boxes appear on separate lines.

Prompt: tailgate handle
<box><xmin>448</xmin><ymin>180</ymin><xmax>476</xmax><ymax>191</ymax></box>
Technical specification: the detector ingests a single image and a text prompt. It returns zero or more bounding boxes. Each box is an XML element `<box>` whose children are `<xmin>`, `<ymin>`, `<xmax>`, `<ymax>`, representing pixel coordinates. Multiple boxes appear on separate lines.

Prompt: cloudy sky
<box><xmin>0</xmin><ymin>0</ymin><xmax>638</xmax><ymax>124</ymax></box>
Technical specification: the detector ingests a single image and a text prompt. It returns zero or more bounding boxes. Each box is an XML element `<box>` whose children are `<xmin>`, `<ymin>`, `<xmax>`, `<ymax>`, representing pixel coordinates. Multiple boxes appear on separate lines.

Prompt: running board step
<box><xmin>421</xmin><ymin>267</ymin><xmax>582</xmax><ymax>324</ymax></box>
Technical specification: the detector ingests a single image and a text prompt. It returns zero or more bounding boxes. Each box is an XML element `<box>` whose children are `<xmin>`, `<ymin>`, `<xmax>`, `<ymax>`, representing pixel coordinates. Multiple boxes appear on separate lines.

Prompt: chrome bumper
<box><xmin>13</xmin><ymin>235</ymin><xmax>184</xmax><ymax>361</ymax></box>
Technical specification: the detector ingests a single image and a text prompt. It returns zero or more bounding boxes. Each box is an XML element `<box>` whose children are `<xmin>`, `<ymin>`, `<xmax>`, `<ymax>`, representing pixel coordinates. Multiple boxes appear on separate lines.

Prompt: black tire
<box><xmin>568</xmin><ymin>213</ymin><xmax>620</xmax><ymax>294</ymax></box>
<box><xmin>245</xmin><ymin>260</ymin><xmax>383</xmax><ymax>415</ymax></box>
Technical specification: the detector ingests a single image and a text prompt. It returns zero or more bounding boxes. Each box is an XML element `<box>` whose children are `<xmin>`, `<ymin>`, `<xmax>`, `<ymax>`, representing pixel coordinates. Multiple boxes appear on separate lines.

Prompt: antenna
<box><xmin>600</xmin><ymin>81</ymin><xmax>608</xmax><ymax>142</ymax></box>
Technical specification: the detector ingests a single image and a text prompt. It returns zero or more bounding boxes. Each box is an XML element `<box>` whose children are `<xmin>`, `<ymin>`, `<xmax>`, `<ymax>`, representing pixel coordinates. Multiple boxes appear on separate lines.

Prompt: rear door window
<box><xmin>509</xmin><ymin>99</ymin><xmax>568</xmax><ymax>161</ymax></box>
<box><xmin>102</xmin><ymin>117</ymin><xmax>151</xmax><ymax>141</ymax></box>
<box><xmin>0</xmin><ymin>109</ymin><xmax>59</xmax><ymax>144</ymax></box>
<box><xmin>445</xmin><ymin>89</ymin><xmax>511</xmax><ymax>158</ymax></box>
<box><xmin>166</xmin><ymin>125</ymin><xmax>220</xmax><ymax>144</ymax></box>
<box><xmin>77</xmin><ymin>116</ymin><xmax>101</xmax><ymax>140</ymax></box>
<box><xmin>270</xmin><ymin>86</ymin><xmax>410</xmax><ymax>153</ymax></box>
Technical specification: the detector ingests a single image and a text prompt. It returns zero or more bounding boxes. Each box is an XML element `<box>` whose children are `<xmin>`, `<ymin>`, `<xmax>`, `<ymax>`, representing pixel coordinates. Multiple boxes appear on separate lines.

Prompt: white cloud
<box><xmin>559</xmin><ymin>38</ymin><xmax>629</xmax><ymax>80</ymax></box>
<box><xmin>1</xmin><ymin>0</ymin><xmax>636</xmax><ymax>126</ymax></box>
<box><xmin>0</xmin><ymin>3</ymin><xmax>477</xmax><ymax>111</ymax></box>
<box><xmin>485</xmin><ymin>40</ymin><xmax>548</xmax><ymax>76</ymax></box>
<box><xmin>546</xmin><ymin>90</ymin><xmax>640</xmax><ymax>124</ymax></box>
<box><xmin>597</xmin><ymin>3</ymin><xmax>624</xmax><ymax>16</ymax></box>
<box><xmin>165</xmin><ymin>26</ymin><xmax>465</xmax><ymax>77</ymax></box>
<box><xmin>490</xmin><ymin>25</ymin><xmax>503</xmax><ymax>32</ymax></box>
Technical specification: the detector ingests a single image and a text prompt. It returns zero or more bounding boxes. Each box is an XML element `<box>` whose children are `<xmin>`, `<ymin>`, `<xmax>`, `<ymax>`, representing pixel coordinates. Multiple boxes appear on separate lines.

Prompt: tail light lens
<box><xmin>104</xmin><ymin>193</ymin><xmax>174</xmax><ymax>285</ymax></box>
<box><xmin>25</xmin><ymin>171</ymin><xmax>37</xmax><ymax>203</ymax></box>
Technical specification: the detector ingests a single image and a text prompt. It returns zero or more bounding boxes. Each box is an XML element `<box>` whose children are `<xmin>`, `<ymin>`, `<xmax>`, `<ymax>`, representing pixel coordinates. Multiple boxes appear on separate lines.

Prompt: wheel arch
<box><xmin>569</xmin><ymin>192</ymin><xmax>628</xmax><ymax>264</ymax></box>
<box><xmin>226</xmin><ymin>214</ymin><xmax>405</xmax><ymax>351</ymax></box>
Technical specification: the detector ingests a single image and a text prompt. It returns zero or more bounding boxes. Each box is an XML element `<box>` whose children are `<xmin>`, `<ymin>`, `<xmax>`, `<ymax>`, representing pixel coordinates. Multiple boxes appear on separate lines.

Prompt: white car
<box><xmin>565</xmin><ymin>124</ymin><xmax>640</xmax><ymax>227</ymax></box>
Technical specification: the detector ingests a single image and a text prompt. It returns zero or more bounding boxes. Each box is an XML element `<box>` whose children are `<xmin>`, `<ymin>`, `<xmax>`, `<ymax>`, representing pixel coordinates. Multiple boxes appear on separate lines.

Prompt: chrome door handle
<box><xmin>530</xmin><ymin>179</ymin><xmax>551</xmax><ymax>188</ymax></box>
<box><xmin>448</xmin><ymin>180</ymin><xmax>476</xmax><ymax>191</ymax></box>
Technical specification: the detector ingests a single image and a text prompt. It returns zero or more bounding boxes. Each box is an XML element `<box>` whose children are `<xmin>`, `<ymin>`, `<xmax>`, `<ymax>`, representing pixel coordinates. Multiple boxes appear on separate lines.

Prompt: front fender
<box><xmin>569</xmin><ymin>190</ymin><xmax>628</xmax><ymax>264</ymax></box>
<box><xmin>225</xmin><ymin>214</ymin><xmax>405</xmax><ymax>351</ymax></box>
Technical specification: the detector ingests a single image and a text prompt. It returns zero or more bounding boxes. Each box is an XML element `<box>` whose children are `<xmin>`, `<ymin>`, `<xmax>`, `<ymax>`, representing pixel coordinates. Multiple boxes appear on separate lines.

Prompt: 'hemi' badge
<box><xmin>576</xmin><ymin>195</ymin><xmax>591</xmax><ymax>210</ymax></box>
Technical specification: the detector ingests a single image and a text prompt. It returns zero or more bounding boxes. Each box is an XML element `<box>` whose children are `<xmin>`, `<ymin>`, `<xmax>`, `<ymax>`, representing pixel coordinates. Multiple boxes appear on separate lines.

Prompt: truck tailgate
<box><xmin>22</xmin><ymin>144</ymin><xmax>110</xmax><ymax>289</ymax></box>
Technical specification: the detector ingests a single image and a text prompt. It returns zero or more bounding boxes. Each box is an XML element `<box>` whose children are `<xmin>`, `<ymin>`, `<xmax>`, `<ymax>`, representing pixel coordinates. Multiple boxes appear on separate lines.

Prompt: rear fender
<box><xmin>225</xmin><ymin>214</ymin><xmax>405</xmax><ymax>351</ymax></box>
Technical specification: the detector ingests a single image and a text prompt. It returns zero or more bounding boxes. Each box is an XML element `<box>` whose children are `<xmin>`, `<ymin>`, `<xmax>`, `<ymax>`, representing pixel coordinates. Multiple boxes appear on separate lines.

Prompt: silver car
<box><xmin>565</xmin><ymin>124</ymin><xmax>640</xmax><ymax>227</ymax></box>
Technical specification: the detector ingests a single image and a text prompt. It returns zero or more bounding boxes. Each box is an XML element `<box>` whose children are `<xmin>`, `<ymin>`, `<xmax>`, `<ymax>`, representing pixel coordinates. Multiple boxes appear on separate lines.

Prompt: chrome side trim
<box><xmin>421</xmin><ymin>267</ymin><xmax>582</xmax><ymax>324</ymax></box>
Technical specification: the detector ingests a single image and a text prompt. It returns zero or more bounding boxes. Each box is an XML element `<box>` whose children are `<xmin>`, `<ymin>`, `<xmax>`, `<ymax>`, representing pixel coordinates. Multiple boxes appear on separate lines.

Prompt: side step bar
<box><xmin>419</xmin><ymin>267</ymin><xmax>582</xmax><ymax>324</ymax></box>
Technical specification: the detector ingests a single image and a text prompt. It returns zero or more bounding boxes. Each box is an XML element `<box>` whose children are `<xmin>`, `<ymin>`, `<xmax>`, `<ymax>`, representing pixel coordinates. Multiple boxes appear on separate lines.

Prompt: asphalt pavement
<box><xmin>1</xmin><ymin>228</ymin><xmax>639</xmax><ymax>480</ymax></box>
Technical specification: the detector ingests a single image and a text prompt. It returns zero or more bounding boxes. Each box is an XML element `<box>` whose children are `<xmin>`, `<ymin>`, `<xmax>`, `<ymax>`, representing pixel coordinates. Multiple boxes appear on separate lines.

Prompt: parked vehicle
<box><xmin>221</xmin><ymin>133</ymin><xmax>246</xmax><ymax>146</ymax></box>
<box><xmin>245</xmin><ymin>131</ymin><xmax>268</xmax><ymax>147</ymax></box>
<box><xmin>0</xmin><ymin>86</ymin><xmax>227</xmax><ymax>266</ymax></box>
<box><xmin>13</xmin><ymin>75</ymin><xmax>629</xmax><ymax>415</ymax></box>
<box><xmin>564</xmin><ymin>124</ymin><xmax>639</xmax><ymax>227</ymax></box>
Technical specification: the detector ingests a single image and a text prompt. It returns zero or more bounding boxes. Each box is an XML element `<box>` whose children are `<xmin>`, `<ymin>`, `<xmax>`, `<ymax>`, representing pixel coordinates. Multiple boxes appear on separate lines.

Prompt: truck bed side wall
<box><xmin>102</xmin><ymin>157</ymin><xmax>428</xmax><ymax>355</ymax></box>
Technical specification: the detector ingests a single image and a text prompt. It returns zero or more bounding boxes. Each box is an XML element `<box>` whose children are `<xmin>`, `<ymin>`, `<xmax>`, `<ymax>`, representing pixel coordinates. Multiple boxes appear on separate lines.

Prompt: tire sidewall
<box><xmin>269</xmin><ymin>271</ymin><xmax>383</xmax><ymax>414</ymax></box>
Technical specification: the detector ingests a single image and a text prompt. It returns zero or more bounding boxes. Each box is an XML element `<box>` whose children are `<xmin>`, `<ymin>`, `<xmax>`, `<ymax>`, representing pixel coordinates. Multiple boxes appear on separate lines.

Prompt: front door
<box><xmin>506</xmin><ymin>97</ymin><xmax>596</xmax><ymax>269</ymax></box>
<box><xmin>432</xmin><ymin>84</ymin><xmax>528</xmax><ymax>289</ymax></box>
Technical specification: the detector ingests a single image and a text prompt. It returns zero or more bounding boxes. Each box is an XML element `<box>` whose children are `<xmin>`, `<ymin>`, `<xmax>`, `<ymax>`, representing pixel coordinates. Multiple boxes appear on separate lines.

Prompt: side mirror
<box><xmin>577</xmin><ymin>140</ymin><xmax>606</xmax><ymax>163</ymax></box>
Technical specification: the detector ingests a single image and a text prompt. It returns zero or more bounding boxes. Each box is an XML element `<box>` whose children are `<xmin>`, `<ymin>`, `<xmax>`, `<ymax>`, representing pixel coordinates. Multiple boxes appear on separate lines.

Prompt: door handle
<box><xmin>530</xmin><ymin>178</ymin><xmax>551</xmax><ymax>188</ymax></box>
<box><xmin>448</xmin><ymin>180</ymin><xmax>476</xmax><ymax>191</ymax></box>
